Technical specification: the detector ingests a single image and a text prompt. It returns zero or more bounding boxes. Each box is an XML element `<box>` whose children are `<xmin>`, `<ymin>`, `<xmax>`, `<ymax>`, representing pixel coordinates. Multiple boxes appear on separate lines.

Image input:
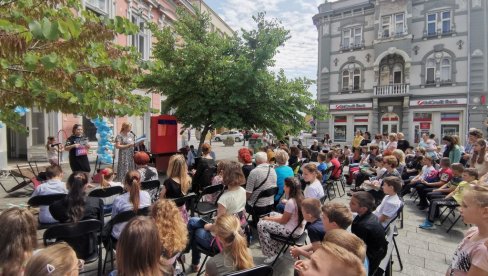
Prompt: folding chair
<box><xmin>171</xmin><ymin>192</ymin><xmax>197</xmax><ymax>217</ymax></box>
<box><xmin>195</xmin><ymin>243</ymin><xmax>220</xmax><ymax>276</ymax></box>
<box><xmin>194</xmin><ymin>184</ymin><xmax>224</xmax><ymax>217</ymax></box>
<box><xmin>383</xmin><ymin>201</ymin><xmax>404</xmax><ymax>272</ymax></box>
<box><xmin>440</xmin><ymin>204</ymin><xmax>463</xmax><ymax>233</ymax></box>
<box><xmin>269</xmin><ymin>223</ymin><xmax>307</xmax><ymax>266</ymax></box>
<box><xmin>88</xmin><ymin>186</ymin><xmax>124</xmax><ymax>215</ymax></box>
<box><xmin>0</xmin><ymin>165</ymin><xmax>40</xmax><ymax>193</ymax></box>
<box><xmin>43</xmin><ymin>219</ymin><xmax>103</xmax><ymax>276</ymax></box>
<box><xmin>141</xmin><ymin>180</ymin><xmax>161</xmax><ymax>203</ymax></box>
<box><xmin>27</xmin><ymin>193</ymin><xmax>67</xmax><ymax>229</ymax></box>
<box><xmin>224</xmin><ymin>265</ymin><xmax>273</xmax><ymax>276</ymax></box>
<box><xmin>246</xmin><ymin>186</ymin><xmax>278</xmax><ymax>227</ymax></box>
<box><xmin>102</xmin><ymin>207</ymin><xmax>149</xmax><ymax>273</ymax></box>
<box><xmin>325</xmin><ymin>165</ymin><xmax>345</xmax><ymax>197</ymax></box>
<box><xmin>374</xmin><ymin>225</ymin><xmax>396</xmax><ymax>276</ymax></box>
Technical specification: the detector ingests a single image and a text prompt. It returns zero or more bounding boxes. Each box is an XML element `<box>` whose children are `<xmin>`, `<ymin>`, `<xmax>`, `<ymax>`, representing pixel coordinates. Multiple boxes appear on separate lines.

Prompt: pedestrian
<box><xmin>115</xmin><ymin>122</ymin><xmax>135</xmax><ymax>182</ymax></box>
<box><xmin>64</xmin><ymin>124</ymin><xmax>91</xmax><ymax>173</ymax></box>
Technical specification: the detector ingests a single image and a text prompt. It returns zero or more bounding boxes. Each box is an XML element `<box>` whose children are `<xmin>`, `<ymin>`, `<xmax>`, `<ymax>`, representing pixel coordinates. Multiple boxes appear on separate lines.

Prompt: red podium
<box><xmin>150</xmin><ymin>115</ymin><xmax>178</xmax><ymax>173</ymax></box>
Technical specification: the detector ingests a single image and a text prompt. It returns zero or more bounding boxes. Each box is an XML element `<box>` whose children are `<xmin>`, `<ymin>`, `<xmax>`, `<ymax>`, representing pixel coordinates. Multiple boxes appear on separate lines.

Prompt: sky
<box><xmin>204</xmin><ymin>0</ymin><xmax>332</xmax><ymax>97</ymax></box>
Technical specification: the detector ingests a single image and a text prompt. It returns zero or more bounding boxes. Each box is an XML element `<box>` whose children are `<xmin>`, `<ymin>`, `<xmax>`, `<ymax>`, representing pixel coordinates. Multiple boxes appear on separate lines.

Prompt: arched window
<box><xmin>426</xmin><ymin>59</ymin><xmax>436</xmax><ymax>84</ymax></box>
<box><xmin>441</xmin><ymin>58</ymin><xmax>451</xmax><ymax>82</ymax></box>
<box><xmin>341</xmin><ymin>64</ymin><xmax>361</xmax><ymax>91</ymax></box>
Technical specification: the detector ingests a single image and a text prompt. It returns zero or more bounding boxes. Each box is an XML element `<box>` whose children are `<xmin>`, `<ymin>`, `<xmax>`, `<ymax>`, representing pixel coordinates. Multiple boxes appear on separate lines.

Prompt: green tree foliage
<box><xmin>0</xmin><ymin>0</ymin><xmax>151</xmax><ymax>129</ymax></box>
<box><xmin>142</xmin><ymin>10</ymin><xmax>325</xmax><ymax>151</ymax></box>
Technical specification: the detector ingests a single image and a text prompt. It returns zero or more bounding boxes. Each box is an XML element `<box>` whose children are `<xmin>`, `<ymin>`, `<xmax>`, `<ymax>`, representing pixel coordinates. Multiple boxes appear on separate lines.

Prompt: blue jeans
<box><xmin>187</xmin><ymin>217</ymin><xmax>218</xmax><ymax>265</ymax></box>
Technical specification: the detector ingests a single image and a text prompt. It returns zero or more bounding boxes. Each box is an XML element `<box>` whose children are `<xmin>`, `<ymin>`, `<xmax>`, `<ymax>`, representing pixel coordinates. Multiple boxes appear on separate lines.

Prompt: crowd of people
<box><xmin>2</xmin><ymin>127</ymin><xmax>488</xmax><ymax>276</ymax></box>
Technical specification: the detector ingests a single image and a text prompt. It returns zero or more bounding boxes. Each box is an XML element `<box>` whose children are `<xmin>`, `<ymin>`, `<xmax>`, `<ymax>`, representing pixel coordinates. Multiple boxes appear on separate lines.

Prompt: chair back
<box><xmin>200</xmin><ymin>184</ymin><xmax>224</xmax><ymax>197</ymax></box>
<box><xmin>28</xmin><ymin>193</ymin><xmax>66</xmax><ymax>207</ymax></box>
<box><xmin>384</xmin><ymin>200</ymin><xmax>404</xmax><ymax>230</ymax></box>
<box><xmin>141</xmin><ymin>180</ymin><xmax>161</xmax><ymax>190</ymax></box>
<box><xmin>88</xmin><ymin>186</ymin><xmax>124</xmax><ymax>198</ymax></box>
<box><xmin>43</xmin><ymin>219</ymin><xmax>103</xmax><ymax>260</ymax></box>
<box><xmin>375</xmin><ymin>224</ymin><xmax>396</xmax><ymax>275</ymax></box>
<box><xmin>171</xmin><ymin>192</ymin><xmax>196</xmax><ymax>216</ymax></box>
<box><xmin>110</xmin><ymin>207</ymin><xmax>149</xmax><ymax>225</ymax></box>
<box><xmin>224</xmin><ymin>265</ymin><xmax>273</xmax><ymax>276</ymax></box>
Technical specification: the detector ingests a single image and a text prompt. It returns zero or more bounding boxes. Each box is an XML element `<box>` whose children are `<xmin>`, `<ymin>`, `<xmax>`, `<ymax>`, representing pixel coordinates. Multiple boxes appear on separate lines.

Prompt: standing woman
<box><xmin>470</xmin><ymin>139</ymin><xmax>488</xmax><ymax>177</ymax></box>
<box><xmin>115</xmin><ymin>122</ymin><xmax>135</xmax><ymax>181</ymax></box>
<box><xmin>65</xmin><ymin>124</ymin><xmax>91</xmax><ymax>173</ymax></box>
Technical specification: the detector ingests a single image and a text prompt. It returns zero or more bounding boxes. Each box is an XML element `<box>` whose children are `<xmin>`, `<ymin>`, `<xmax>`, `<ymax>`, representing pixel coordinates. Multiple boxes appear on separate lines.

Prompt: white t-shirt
<box><xmin>373</xmin><ymin>194</ymin><xmax>402</xmax><ymax>228</ymax></box>
<box><xmin>217</xmin><ymin>187</ymin><xmax>246</xmax><ymax>215</ymax></box>
<box><xmin>284</xmin><ymin>198</ymin><xmax>302</xmax><ymax>233</ymax></box>
<box><xmin>421</xmin><ymin>165</ymin><xmax>437</xmax><ymax>181</ymax></box>
<box><xmin>304</xmin><ymin>179</ymin><xmax>325</xmax><ymax>200</ymax></box>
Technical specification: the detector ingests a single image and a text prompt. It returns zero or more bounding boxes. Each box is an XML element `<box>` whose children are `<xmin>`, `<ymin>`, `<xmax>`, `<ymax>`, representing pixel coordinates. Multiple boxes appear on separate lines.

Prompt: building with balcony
<box><xmin>313</xmin><ymin>0</ymin><xmax>488</xmax><ymax>145</ymax></box>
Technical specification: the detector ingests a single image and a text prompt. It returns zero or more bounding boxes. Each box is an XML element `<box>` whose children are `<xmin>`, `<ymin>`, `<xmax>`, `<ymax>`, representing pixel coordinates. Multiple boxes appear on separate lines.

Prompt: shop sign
<box><xmin>420</xmin><ymin>123</ymin><xmax>430</xmax><ymax>129</ymax></box>
<box><xmin>410</xmin><ymin>98</ymin><xmax>467</xmax><ymax>107</ymax></box>
<box><xmin>330</xmin><ymin>102</ymin><xmax>372</xmax><ymax>110</ymax></box>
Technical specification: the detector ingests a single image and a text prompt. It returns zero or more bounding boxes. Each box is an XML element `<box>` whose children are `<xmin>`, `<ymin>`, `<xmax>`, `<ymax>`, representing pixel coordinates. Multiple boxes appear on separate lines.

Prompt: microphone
<box><xmin>130</xmin><ymin>131</ymin><xmax>136</xmax><ymax>136</ymax></box>
<box><xmin>50</xmin><ymin>143</ymin><xmax>62</xmax><ymax>147</ymax></box>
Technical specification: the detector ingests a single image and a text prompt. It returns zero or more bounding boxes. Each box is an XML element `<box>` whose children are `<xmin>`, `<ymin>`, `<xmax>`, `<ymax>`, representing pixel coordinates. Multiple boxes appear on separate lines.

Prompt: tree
<box><xmin>142</xmin><ymin>10</ymin><xmax>325</xmax><ymax>152</ymax></box>
<box><xmin>0</xmin><ymin>0</ymin><xmax>151</xmax><ymax>130</ymax></box>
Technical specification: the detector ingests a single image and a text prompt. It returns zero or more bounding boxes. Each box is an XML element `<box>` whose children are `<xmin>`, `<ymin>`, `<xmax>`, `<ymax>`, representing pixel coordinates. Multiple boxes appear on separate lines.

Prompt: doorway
<box><xmin>381</xmin><ymin>113</ymin><xmax>400</xmax><ymax>134</ymax></box>
<box><xmin>7</xmin><ymin>116</ymin><xmax>28</xmax><ymax>160</ymax></box>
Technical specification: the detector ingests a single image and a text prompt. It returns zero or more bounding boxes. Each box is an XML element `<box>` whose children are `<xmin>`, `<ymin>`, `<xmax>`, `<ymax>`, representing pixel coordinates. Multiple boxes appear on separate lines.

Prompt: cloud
<box><xmin>205</xmin><ymin>0</ymin><xmax>332</xmax><ymax>97</ymax></box>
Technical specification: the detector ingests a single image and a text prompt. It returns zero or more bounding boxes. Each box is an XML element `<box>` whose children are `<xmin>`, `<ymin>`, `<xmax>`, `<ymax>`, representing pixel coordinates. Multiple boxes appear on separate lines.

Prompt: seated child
<box><xmin>419</xmin><ymin>168</ymin><xmax>478</xmax><ymax>230</ymax></box>
<box><xmin>290</xmin><ymin>201</ymin><xmax>352</xmax><ymax>259</ymax></box>
<box><xmin>373</xmin><ymin>176</ymin><xmax>403</xmax><ymax>228</ymax></box>
<box><xmin>30</xmin><ymin>165</ymin><xmax>67</xmax><ymax>224</ymax></box>
<box><xmin>427</xmin><ymin>163</ymin><xmax>464</xmax><ymax>201</ymax></box>
<box><xmin>401</xmin><ymin>155</ymin><xmax>438</xmax><ymax>197</ymax></box>
<box><xmin>416</xmin><ymin>157</ymin><xmax>453</xmax><ymax>210</ymax></box>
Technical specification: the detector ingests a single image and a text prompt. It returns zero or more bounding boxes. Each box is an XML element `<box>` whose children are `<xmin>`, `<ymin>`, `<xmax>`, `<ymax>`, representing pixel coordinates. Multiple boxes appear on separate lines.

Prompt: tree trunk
<box><xmin>197</xmin><ymin>124</ymin><xmax>210</xmax><ymax>156</ymax></box>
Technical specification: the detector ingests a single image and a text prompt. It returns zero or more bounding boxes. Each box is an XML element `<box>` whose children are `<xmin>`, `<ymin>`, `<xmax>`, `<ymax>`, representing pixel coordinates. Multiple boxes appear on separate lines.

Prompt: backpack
<box><xmin>201</xmin><ymin>163</ymin><xmax>217</xmax><ymax>188</ymax></box>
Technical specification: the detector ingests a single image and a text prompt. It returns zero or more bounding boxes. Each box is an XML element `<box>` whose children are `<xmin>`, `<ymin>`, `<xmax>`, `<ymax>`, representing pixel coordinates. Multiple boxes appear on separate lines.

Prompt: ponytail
<box><xmin>66</xmin><ymin>172</ymin><xmax>87</xmax><ymax>222</ymax></box>
<box><xmin>100</xmin><ymin>168</ymin><xmax>114</xmax><ymax>189</ymax></box>
<box><xmin>125</xmin><ymin>171</ymin><xmax>141</xmax><ymax>212</ymax></box>
<box><xmin>230</xmin><ymin>230</ymin><xmax>254</xmax><ymax>270</ymax></box>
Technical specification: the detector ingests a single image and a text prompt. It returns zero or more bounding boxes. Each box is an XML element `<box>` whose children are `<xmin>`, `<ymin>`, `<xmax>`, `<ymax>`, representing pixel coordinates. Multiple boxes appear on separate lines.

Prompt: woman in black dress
<box><xmin>64</xmin><ymin>124</ymin><xmax>91</xmax><ymax>173</ymax></box>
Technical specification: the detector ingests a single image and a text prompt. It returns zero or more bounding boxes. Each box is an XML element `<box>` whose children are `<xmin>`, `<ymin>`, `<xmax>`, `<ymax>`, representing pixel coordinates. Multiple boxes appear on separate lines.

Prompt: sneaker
<box><xmin>419</xmin><ymin>221</ymin><xmax>436</xmax><ymax>230</ymax></box>
<box><xmin>263</xmin><ymin>255</ymin><xmax>278</xmax><ymax>264</ymax></box>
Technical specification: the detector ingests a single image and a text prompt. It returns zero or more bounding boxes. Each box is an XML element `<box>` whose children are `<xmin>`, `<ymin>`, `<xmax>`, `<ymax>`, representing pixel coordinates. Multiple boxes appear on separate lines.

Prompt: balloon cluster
<box><xmin>14</xmin><ymin>106</ymin><xmax>30</xmax><ymax>117</ymax></box>
<box><xmin>91</xmin><ymin>117</ymin><xmax>114</xmax><ymax>164</ymax></box>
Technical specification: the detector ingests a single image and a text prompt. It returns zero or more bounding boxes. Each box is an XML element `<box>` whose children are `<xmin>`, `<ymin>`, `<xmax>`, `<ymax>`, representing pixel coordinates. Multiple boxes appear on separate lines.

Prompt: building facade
<box><xmin>0</xmin><ymin>0</ymin><xmax>228</xmax><ymax>169</ymax></box>
<box><xmin>313</xmin><ymin>0</ymin><xmax>488</xmax><ymax>145</ymax></box>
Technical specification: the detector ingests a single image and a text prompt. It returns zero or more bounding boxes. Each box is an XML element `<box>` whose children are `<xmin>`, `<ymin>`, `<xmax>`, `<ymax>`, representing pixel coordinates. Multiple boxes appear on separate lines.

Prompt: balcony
<box><xmin>374</xmin><ymin>84</ymin><xmax>409</xmax><ymax>97</ymax></box>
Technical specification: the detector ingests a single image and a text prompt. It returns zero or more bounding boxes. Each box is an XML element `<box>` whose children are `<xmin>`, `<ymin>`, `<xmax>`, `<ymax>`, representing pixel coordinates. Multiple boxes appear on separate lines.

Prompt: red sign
<box><xmin>420</xmin><ymin>123</ymin><xmax>430</xmax><ymax>129</ymax></box>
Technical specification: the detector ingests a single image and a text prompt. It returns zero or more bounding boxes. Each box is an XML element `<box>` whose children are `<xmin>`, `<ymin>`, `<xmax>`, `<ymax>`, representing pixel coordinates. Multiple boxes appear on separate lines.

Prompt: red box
<box><xmin>151</xmin><ymin>115</ymin><xmax>178</xmax><ymax>154</ymax></box>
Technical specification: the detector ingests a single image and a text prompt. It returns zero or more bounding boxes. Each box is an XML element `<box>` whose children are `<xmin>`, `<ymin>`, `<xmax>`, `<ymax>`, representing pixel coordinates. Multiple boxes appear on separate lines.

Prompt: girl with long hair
<box><xmin>24</xmin><ymin>243</ymin><xmax>80</xmax><ymax>276</ymax></box>
<box><xmin>100</xmin><ymin>168</ymin><xmax>122</xmax><ymax>189</ymax></box>
<box><xmin>111</xmin><ymin>170</ymin><xmax>151</xmax><ymax>239</ymax></box>
<box><xmin>50</xmin><ymin>172</ymin><xmax>102</xmax><ymax>223</ymax></box>
<box><xmin>115</xmin><ymin>122</ymin><xmax>136</xmax><ymax>181</ymax></box>
<box><xmin>161</xmin><ymin>154</ymin><xmax>192</xmax><ymax>222</ymax></box>
<box><xmin>0</xmin><ymin>208</ymin><xmax>37</xmax><ymax>276</ymax></box>
<box><xmin>115</xmin><ymin>217</ymin><xmax>170</xmax><ymax>276</ymax></box>
<box><xmin>258</xmin><ymin>177</ymin><xmax>304</xmax><ymax>264</ymax></box>
<box><xmin>151</xmin><ymin>199</ymin><xmax>188</xmax><ymax>270</ymax></box>
<box><xmin>470</xmin><ymin>138</ymin><xmax>488</xmax><ymax>177</ymax></box>
<box><xmin>301</xmin><ymin>163</ymin><xmax>325</xmax><ymax>200</ymax></box>
<box><xmin>192</xmin><ymin>143</ymin><xmax>216</xmax><ymax>193</ymax></box>
<box><xmin>205</xmin><ymin>215</ymin><xmax>254</xmax><ymax>276</ymax></box>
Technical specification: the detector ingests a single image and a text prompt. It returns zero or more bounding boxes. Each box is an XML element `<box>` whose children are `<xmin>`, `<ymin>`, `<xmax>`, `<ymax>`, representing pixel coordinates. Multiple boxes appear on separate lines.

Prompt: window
<box><xmin>131</xmin><ymin>14</ymin><xmax>150</xmax><ymax>60</ymax></box>
<box><xmin>442</xmin><ymin>11</ymin><xmax>451</xmax><ymax>33</ymax></box>
<box><xmin>393</xmin><ymin>64</ymin><xmax>402</xmax><ymax>84</ymax></box>
<box><xmin>85</xmin><ymin>0</ymin><xmax>109</xmax><ymax>15</ymax></box>
<box><xmin>334</xmin><ymin>125</ymin><xmax>346</xmax><ymax>142</ymax></box>
<box><xmin>426</xmin><ymin>59</ymin><xmax>436</xmax><ymax>84</ymax></box>
<box><xmin>342</xmin><ymin>27</ymin><xmax>362</xmax><ymax>49</ymax></box>
<box><xmin>381</xmin><ymin>13</ymin><xmax>405</xmax><ymax>38</ymax></box>
<box><xmin>441</xmin><ymin>125</ymin><xmax>459</xmax><ymax>137</ymax></box>
<box><xmin>427</xmin><ymin>13</ymin><xmax>437</xmax><ymax>35</ymax></box>
<box><xmin>341</xmin><ymin>64</ymin><xmax>361</xmax><ymax>91</ymax></box>
<box><xmin>441</xmin><ymin>58</ymin><xmax>451</xmax><ymax>82</ymax></box>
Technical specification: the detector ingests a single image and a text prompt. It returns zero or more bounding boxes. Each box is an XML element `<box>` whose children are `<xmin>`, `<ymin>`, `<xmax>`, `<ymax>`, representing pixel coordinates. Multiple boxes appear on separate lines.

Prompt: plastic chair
<box><xmin>269</xmin><ymin>222</ymin><xmax>307</xmax><ymax>266</ymax></box>
<box><xmin>194</xmin><ymin>184</ymin><xmax>224</xmax><ymax>217</ymax></box>
<box><xmin>246</xmin><ymin>186</ymin><xmax>278</xmax><ymax>227</ymax></box>
<box><xmin>224</xmin><ymin>265</ymin><xmax>273</xmax><ymax>276</ymax></box>
<box><xmin>27</xmin><ymin>193</ymin><xmax>67</xmax><ymax>229</ymax></box>
<box><xmin>102</xmin><ymin>207</ymin><xmax>149</xmax><ymax>273</ymax></box>
<box><xmin>43</xmin><ymin>219</ymin><xmax>103</xmax><ymax>276</ymax></box>
<box><xmin>141</xmin><ymin>180</ymin><xmax>161</xmax><ymax>202</ymax></box>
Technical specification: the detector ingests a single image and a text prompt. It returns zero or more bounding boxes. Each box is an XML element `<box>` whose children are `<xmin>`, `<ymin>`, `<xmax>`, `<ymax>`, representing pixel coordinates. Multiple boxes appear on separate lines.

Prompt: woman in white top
<box><xmin>258</xmin><ymin>177</ymin><xmax>304</xmax><ymax>264</ymax></box>
<box><xmin>302</xmin><ymin>163</ymin><xmax>325</xmax><ymax>200</ymax></box>
<box><xmin>187</xmin><ymin>161</ymin><xmax>247</xmax><ymax>271</ymax></box>
<box><xmin>111</xmin><ymin>170</ymin><xmax>151</xmax><ymax>239</ymax></box>
<box><xmin>385</xmin><ymin>133</ymin><xmax>398</xmax><ymax>154</ymax></box>
<box><xmin>470</xmin><ymin>139</ymin><xmax>488</xmax><ymax>177</ymax></box>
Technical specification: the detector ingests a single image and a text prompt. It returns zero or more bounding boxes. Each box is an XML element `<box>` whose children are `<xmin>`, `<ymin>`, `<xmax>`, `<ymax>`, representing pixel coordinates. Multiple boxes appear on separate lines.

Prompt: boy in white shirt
<box><xmin>30</xmin><ymin>165</ymin><xmax>67</xmax><ymax>223</ymax></box>
<box><xmin>373</xmin><ymin>176</ymin><xmax>403</xmax><ymax>228</ymax></box>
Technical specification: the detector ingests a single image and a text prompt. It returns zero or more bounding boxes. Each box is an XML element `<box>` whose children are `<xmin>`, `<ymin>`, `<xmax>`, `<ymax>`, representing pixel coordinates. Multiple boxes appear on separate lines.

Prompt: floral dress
<box><xmin>115</xmin><ymin>133</ymin><xmax>135</xmax><ymax>181</ymax></box>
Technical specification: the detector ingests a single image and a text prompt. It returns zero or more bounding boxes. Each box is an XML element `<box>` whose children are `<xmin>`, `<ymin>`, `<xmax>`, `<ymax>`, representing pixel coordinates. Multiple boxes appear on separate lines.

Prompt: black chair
<box><xmin>224</xmin><ymin>265</ymin><xmax>273</xmax><ymax>276</ymax></box>
<box><xmin>196</xmin><ymin>244</ymin><xmax>220</xmax><ymax>276</ymax></box>
<box><xmin>383</xmin><ymin>201</ymin><xmax>404</xmax><ymax>272</ymax></box>
<box><xmin>374</xmin><ymin>224</ymin><xmax>396</xmax><ymax>276</ymax></box>
<box><xmin>269</xmin><ymin>222</ymin><xmax>307</xmax><ymax>266</ymax></box>
<box><xmin>28</xmin><ymin>193</ymin><xmax>67</xmax><ymax>229</ymax></box>
<box><xmin>194</xmin><ymin>184</ymin><xmax>224</xmax><ymax>217</ymax></box>
<box><xmin>88</xmin><ymin>186</ymin><xmax>124</xmax><ymax>215</ymax></box>
<box><xmin>439</xmin><ymin>204</ymin><xmax>463</xmax><ymax>233</ymax></box>
<box><xmin>246</xmin><ymin>186</ymin><xmax>278</xmax><ymax>227</ymax></box>
<box><xmin>326</xmin><ymin>165</ymin><xmax>345</xmax><ymax>197</ymax></box>
<box><xmin>43</xmin><ymin>219</ymin><xmax>103</xmax><ymax>276</ymax></box>
<box><xmin>141</xmin><ymin>180</ymin><xmax>161</xmax><ymax>202</ymax></box>
<box><xmin>171</xmin><ymin>192</ymin><xmax>197</xmax><ymax>217</ymax></box>
<box><xmin>102</xmin><ymin>207</ymin><xmax>149</xmax><ymax>273</ymax></box>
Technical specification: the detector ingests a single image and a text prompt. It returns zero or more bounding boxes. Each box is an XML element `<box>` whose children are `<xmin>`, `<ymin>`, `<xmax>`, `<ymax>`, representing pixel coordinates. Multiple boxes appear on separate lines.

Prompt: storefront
<box><xmin>329</xmin><ymin>102</ymin><xmax>373</xmax><ymax>143</ymax></box>
<box><xmin>409</xmin><ymin>98</ymin><xmax>467</xmax><ymax>145</ymax></box>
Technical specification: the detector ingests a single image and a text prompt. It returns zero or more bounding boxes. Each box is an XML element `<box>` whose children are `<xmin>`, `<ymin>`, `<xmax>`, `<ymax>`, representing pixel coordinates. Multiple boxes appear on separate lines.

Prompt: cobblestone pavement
<box><xmin>0</xmin><ymin>141</ymin><xmax>465</xmax><ymax>275</ymax></box>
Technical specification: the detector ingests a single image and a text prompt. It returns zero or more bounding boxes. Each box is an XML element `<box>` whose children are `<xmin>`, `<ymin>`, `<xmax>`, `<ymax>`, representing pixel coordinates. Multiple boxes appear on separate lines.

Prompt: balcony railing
<box><xmin>374</xmin><ymin>84</ymin><xmax>409</xmax><ymax>96</ymax></box>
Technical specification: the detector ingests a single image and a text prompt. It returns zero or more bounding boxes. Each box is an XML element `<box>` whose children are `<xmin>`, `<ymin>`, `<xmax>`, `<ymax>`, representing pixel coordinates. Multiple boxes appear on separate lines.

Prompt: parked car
<box><xmin>214</xmin><ymin>130</ymin><xmax>244</xmax><ymax>142</ymax></box>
